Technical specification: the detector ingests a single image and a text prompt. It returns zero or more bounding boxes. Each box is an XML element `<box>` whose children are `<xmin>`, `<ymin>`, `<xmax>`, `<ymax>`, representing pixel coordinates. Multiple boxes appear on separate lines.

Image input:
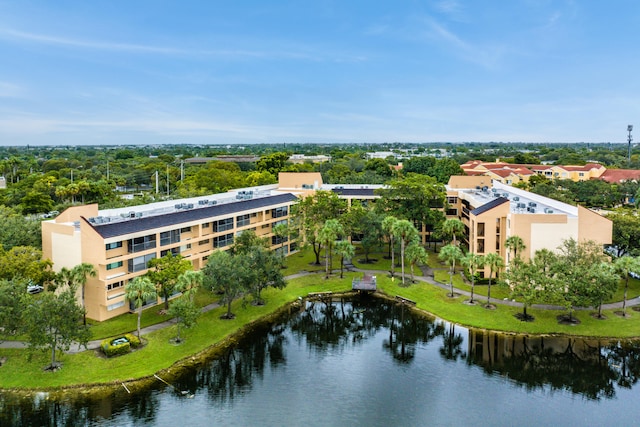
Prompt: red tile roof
<box><xmin>599</xmin><ymin>169</ymin><xmax>640</xmax><ymax>183</ymax></box>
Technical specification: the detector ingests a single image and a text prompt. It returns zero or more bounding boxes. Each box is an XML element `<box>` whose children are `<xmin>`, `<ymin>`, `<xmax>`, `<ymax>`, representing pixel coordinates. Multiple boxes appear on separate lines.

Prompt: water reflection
<box><xmin>467</xmin><ymin>330</ymin><xmax>640</xmax><ymax>400</ymax></box>
<box><xmin>2</xmin><ymin>296</ymin><xmax>640</xmax><ymax>426</ymax></box>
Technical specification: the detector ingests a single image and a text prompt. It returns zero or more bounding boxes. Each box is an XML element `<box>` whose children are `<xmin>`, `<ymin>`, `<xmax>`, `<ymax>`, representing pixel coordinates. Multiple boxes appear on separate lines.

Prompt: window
<box><xmin>289</xmin><ymin>242</ymin><xmax>297</xmax><ymax>252</ymax></box>
<box><xmin>106</xmin><ymin>280</ymin><xmax>124</xmax><ymax>291</ymax></box>
<box><xmin>161</xmin><ymin>247</ymin><xmax>180</xmax><ymax>257</ymax></box>
<box><xmin>272</xmin><ymin>235</ymin><xmax>288</xmax><ymax>246</ymax></box>
<box><xmin>213</xmin><ymin>233</ymin><xmax>234</xmax><ymax>248</ymax></box>
<box><xmin>274</xmin><ymin>219</ymin><xmax>288</xmax><ymax>227</ymax></box>
<box><xmin>180</xmin><ymin>226</ymin><xmax>192</xmax><ymax>233</ymax></box>
<box><xmin>202</xmin><ymin>222</ymin><xmax>210</xmax><ymax>229</ymax></box>
<box><xmin>107</xmin><ymin>301</ymin><xmax>125</xmax><ymax>311</ymax></box>
<box><xmin>236</xmin><ymin>214</ymin><xmax>251</xmax><ymax>227</ymax></box>
<box><xmin>275</xmin><ymin>245</ymin><xmax>289</xmax><ymax>256</ymax></box>
<box><xmin>496</xmin><ymin>218</ymin><xmax>501</xmax><ymax>234</ymax></box>
<box><xmin>198</xmin><ymin>239</ymin><xmax>210</xmax><ymax>246</ymax></box>
<box><xmin>477</xmin><ymin>239</ymin><xmax>485</xmax><ymax>253</ymax></box>
<box><xmin>214</xmin><ymin>217</ymin><xmax>234</xmax><ymax>232</ymax></box>
<box><xmin>128</xmin><ymin>253</ymin><xmax>156</xmax><ymax>273</ymax></box>
<box><xmin>127</xmin><ymin>235</ymin><xmax>156</xmax><ymax>253</ymax></box>
<box><xmin>477</xmin><ymin>223</ymin><xmax>485</xmax><ymax>237</ymax></box>
<box><xmin>106</xmin><ymin>261</ymin><xmax>123</xmax><ymax>270</ymax></box>
<box><xmin>447</xmin><ymin>196</ymin><xmax>458</xmax><ymax>204</ymax></box>
<box><xmin>496</xmin><ymin>241</ymin><xmax>500</xmax><ymax>251</ymax></box>
<box><xmin>446</xmin><ymin>208</ymin><xmax>458</xmax><ymax>216</ymax></box>
<box><xmin>271</xmin><ymin>206</ymin><xmax>288</xmax><ymax>218</ymax></box>
<box><xmin>262</xmin><ymin>223</ymin><xmax>271</xmax><ymax>229</ymax></box>
<box><xmin>106</xmin><ymin>241</ymin><xmax>122</xmax><ymax>250</ymax></box>
<box><xmin>160</xmin><ymin>229</ymin><xmax>181</xmax><ymax>246</ymax></box>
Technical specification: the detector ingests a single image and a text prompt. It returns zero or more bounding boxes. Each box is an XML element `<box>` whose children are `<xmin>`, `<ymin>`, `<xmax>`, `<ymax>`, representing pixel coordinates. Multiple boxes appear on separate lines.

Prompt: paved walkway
<box><xmin>2</xmin><ymin>267</ymin><xmax>639</xmax><ymax>353</ymax></box>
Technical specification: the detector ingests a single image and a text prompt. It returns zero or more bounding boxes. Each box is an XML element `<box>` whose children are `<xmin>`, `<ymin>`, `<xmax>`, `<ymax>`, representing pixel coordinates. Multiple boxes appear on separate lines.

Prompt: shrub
<box><xmin>101</xmin><ymin>336</ymin><xmax>131</xmax><ymax>357</ymax></box>
<box><xmin>125</xmin><ymin>333</ymin><xmax>141</xmax><ymax>348</ymax></box>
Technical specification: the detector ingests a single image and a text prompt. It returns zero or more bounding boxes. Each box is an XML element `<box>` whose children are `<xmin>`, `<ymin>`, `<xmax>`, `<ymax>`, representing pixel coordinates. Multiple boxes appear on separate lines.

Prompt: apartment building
<box><xmin>461</xmin><ymin>160</ymin><xmax>608</xmax><ymax>184</ymax></box>
<box><xmin>446</xmin><ymin>175</ymin><xmax>612</xmax><ymax>276</ymax></box>
<box><xmin>41</xmin><ymin>180</ymin><xmax>310</xmax><ymax>321</ymax></box>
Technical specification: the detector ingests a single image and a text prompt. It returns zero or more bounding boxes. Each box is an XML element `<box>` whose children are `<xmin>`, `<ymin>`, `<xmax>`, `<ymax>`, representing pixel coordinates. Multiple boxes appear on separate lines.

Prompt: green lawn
<box><xmin>2</xmin><ymin>246</ymin><xmax>639</xmax><ymax>390</ymax></box>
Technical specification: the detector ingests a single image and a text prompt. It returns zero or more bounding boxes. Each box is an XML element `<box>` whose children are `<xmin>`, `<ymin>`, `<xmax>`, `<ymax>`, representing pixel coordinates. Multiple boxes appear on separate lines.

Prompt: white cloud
<box><xmin>0</xmin><ymin>81</ymin><xmax>25</xmax><ymax>98</ymax></box>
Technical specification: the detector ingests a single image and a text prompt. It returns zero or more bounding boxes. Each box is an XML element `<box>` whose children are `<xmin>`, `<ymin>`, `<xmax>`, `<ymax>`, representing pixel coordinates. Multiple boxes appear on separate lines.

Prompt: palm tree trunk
<box><xmin>390</xmin><ymin>238</ymin><xmax>395</xmax><ymax>278</ymax></box>
<box><xmin>400</xmin><ymin>240</ymin><xmax>406</xmax><ymax>285</ymax></box>
<box><xmin>487</xmin><ymin>277</ymin><xmax>492</xmax><ymax>306</ymax></box>
<box><xmin>137</xmin><ymin>307</ymin><xmax>143</xmax><ymax>338</ymax></box>
<box><xmin>82</xmin><ymin>285</ymin><xmax>87</xmax><ymax>326</ymax></box>
<box><xmin>623</xmin><ymin>277</ymin><xmax>629</xmax><ymax>316</ymax></box>
<box><xmin>470</xmin><ymin>277</ymin><xmax>475</xmax><ymax>303</ymax></box>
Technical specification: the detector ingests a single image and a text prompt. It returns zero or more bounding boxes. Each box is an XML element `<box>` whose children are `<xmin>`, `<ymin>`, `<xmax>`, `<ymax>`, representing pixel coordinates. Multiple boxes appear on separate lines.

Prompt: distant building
<box><xmin>365</xmin><ymin>151</ymin><xmax>398</xmax><ymax>160</ymax></box>
<box><xmin>288</xmin><ymin>154</ymin><xmax>331</xmax><ymax>164</ymax></box>
<box><xmin>0</xmin><ymin>176</ymin><xmax>6</xmax><ymax>189</ymax></box>
<box><xmin>460</xmin><ymin>160</ymin><xmax>607</xmax><ymax>185</ymax></box>
<box><xmin>184</xmin><ymin>155</ymin><xmax>260</xmax><ymax>164</ymax></box>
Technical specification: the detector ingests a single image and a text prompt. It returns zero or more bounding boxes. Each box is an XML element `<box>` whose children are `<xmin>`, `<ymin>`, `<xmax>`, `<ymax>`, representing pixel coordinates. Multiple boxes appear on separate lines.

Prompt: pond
<box><xmin>2</xmin><ymin>295</ymin><xmax>639</xmax><ymax>426</ymax></box>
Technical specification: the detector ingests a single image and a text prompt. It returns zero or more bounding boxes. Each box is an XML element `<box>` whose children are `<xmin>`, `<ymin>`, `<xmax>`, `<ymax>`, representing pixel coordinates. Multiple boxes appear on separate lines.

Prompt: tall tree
<box><xmin>461</xmin><ymin>253</ymin><xmax>485</xmax><ymax>304</ymax></box>
<box><xmin>244</xmin><ymin>246</ymin><xmax>286</xmax><ymax>305</ymax></box>
<box><xmin>439</xmin><ymin>244</ymin><xmax>463</xmax><ymax>298</ymax></box>
<box><xmin>167</xmin><ymin>297</ymin><xmax>200</xmax><ymax>343</ymax></box>
<box><xmin>505</xmin><ymin>235</ymin><xmax>526</xmax><ymax>263</ymax></box>
<box><xmin>0</xmin><ymin>279</ymin><xmax>25</xmax><ymax>343</ymax></box>
<box><xmin>272</xmin><ymin>222</ymin><xmax>290</xmax><ymax>259</ymax></box>
<box><xmin>23</xmin><ymin>287</ymin><xmax>90</xmax><ymax>370</ymax></box>
<box><xmin>146</xmin><ymin>253</ymin><xmax>192</xmax><ymax>310</ymax></box>
<box><xmin>613</xmin><ymin>256</ymin><xmax>640</xmax><ymax>317</ymax></box>
<box><xmin>357</xmin><ymin>209</ymin><xmax>384</xmax><ymax>264</ymax></box>
<box><xmin>125</xmin><ymin>276</ymin><xmax>157</xmax><ymax>339</ymax></box>
<box><xmin>202</xmin><ymin>250</ymin><xmax>248</xmax><ymax>319</ymax></box>
<box><xmin>438</xmin><ymin>218</ymin><xmax>465</xmax><ymax>247</ymax></box>
<box><xmin>176</xmin><ymin>270</ymin><xmax>203</xmax><ymax>303</ymax></box>
<box><xmin>381</xmin><ymin>216</ymin><xmax>398</xmax><ymax>277</ymax></box>
<box><xmin>291</xmin><ymin>190</ymin><xmax>346</xmax><ymax>265</ymax></box>
<box><xmin>375</xmin><ymin>173</ymin><xmax>446</xmax><ymax>235</ymax></box>
<box><xmin>585</xmin><ymin>262</ymin><xmax>620</xmax><ymax>318</ymax></box>
<box><xmin>318</xmin><ymin>219</ymin><xmax>344</xmax><ymax>279</ymax></box>
<box><xmin>72</xmin><ymin>263</ymin><xmax>97</xmax><ymax>326</ymax></box>
<box><xmin>393</xmin><ymin>219</ymin><xmax>419</xmax><ymax>285</ymax></box>
<box><xmin>504</xmin><ymin>259</ymin><xmax>542</xmax><ymax>321</ymax></box>
<box><xmin>484</xmin><ymin>252</ymin><xmax>505</xmax><ymax>308</ymax></box>
<box><xmin>405</xmin><ymin>242</ymin><xmax>428</xmax><ymax>284</ymax></box>
<box><xmin>334</xmin><ymin>240</ymin><xmax>356</xmax><ymax>279</ymax></box>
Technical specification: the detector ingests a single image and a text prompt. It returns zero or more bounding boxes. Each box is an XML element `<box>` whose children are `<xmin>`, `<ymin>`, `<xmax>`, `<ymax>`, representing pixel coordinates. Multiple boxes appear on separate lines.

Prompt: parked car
<box><xmin>27</xmin><ymin>284</ymin><xmax>44</xmax><ymax>294</ymax></box>
<box><xmin>630</xmin><ymin>271</ymin><xmax>640</xmax><ymax>279</ymax></box>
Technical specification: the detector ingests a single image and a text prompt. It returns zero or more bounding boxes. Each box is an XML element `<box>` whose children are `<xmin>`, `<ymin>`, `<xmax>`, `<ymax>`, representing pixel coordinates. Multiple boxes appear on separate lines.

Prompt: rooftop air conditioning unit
<box><xmin>528</xmin><ymin>202</ymin><xmax>537</xmax><ymax>207</ymax></box>
<box><xmin>544</xmin><ymin>208</ymin><xmax>554</xmax><ymax>214</ymax></box>
<box><xmin>129</xmin><ymin>211</ymin><xmax>136</xmax><ymax>218</ymax></box>
<box><xmin>513</xmin><ymin>196</ymin><xmax>520</xmax><ymax>201</ymax></box>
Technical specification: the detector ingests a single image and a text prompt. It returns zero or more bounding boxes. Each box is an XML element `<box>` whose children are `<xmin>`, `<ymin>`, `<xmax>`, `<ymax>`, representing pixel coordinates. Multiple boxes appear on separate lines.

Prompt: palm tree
<box><xmin>614</xmin><ymin>256</ymin><xmax>640</xmax><ymax>317</ymax></box>
<box><xmin>405</xmin><ymin>242</ymin><xmax>428</xmax><ymax>284</ymax></box>
<box><xmin>318</xmin><ymin>219</ymin><xmax>344</xmax><ymax>279</ymax></box>
<box><xmin>176</xmin><ymin>270</ymin><xmax>203</xmax><ymax>303</ymax></box>
<box><xmin>440</xmin><ymin>218</ymin><xmax>465</xmax><ymax>246</ymax></box>
<box><xmin>382</xmin><ymin>216</ymin><xmax>398</xmax><ymax>277</ymax></box>
<box><xmin>272</xmin><ymin>222</ymin><xmax>290</xmax><ymax>260</ymax></box>
<box><xmin>334</xmin><ymin>240</ymin><xmax>355</xmax><ymax>278</ymax></box>
<box><xmin>125</xmin><ymin>276</ymin><xmax>157</xmax><ymax>339</ymax></box>
<box><xmin>73</xmin><ymin>263</ymin><xmax>97</xmax><ymax>326</ymax></box>
<box><xmin>461</xmin><ymin>253</ymin><xmax>485</xmax><ymax>304</ymax></box>
<box><xmin>439</xmin><ymin>244</ymin><xmax>463</xmax><ymax>297</ymax></box>
<box><xmin>392</xmin><ymin>220</ymin><xmax>419</xmax><ymax>285</ymax></box>
<box><xmin>505</xmin><ymin>235</ymin><xmax>526</xmax><ymax>263</ymax></box>
<box><xmin>484</xmin><ymin>253</ymin><xmax>505</xmax><ymax>308</ymax></box>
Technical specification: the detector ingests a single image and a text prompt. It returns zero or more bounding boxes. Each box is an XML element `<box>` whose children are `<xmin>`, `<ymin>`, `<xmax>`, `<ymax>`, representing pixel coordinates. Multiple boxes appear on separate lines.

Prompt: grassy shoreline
<box><xmin>1</xmin><ymin>249</ymin><xmax>639</xmax><ymax>391</ymax></box>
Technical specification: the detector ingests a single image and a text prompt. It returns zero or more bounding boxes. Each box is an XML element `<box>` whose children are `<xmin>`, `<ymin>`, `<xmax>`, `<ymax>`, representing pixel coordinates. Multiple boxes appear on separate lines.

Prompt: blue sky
<box><xmin>1</xmin><ymin>1</ymin><xmax>639</xmax><ymax>146</ymax></box>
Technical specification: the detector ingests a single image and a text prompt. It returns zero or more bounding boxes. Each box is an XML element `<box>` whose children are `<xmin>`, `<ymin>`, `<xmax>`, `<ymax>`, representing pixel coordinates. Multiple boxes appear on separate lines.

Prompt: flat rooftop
<box><xmin>454</xmin><ymin>180</ymin><xmax>578</xmax><ymax>217</ymax></box>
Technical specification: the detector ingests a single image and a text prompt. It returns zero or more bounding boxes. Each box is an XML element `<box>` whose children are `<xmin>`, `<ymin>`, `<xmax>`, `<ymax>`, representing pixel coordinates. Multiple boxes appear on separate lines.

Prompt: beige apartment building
<box><xmin>446</xmin><ymin>175</ymin><xmax>612</xmax><ymax>276</ymax></box>
<box><xmin>41</xmin><ymin>178</ymin><xmax>322</xmax><ymax>321</ymax></box>
<box><xmin>42</xmin><ymin>171</ymin><xmax>612</xmax><ymax>320</ymax></box>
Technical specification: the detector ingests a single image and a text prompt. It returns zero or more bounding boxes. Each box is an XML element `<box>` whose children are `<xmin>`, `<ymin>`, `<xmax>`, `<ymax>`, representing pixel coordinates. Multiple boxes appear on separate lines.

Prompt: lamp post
<box><xmin>628</xmin><ymin>125</ymin><xmax>633</xmax><ymax>164</ymax></box>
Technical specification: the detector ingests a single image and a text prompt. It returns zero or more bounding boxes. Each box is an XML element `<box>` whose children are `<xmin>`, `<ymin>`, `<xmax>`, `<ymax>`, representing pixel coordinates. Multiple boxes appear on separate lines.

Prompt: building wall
<box><xmin>45</xmin><ymin>196</ymin><xmax>298</xmax><ymax>321</ymax></box>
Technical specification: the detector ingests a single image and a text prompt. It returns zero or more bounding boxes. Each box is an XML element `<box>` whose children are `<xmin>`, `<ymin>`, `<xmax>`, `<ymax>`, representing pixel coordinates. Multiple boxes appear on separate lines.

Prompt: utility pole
<box><xmin>628</xmin><ymin>125</ymin><xmax>633</xmax><ymax>164</ymax></box>
<box><xmin>155</xmin><ymin>171</ymin><xmax>159</xmax><ymax>194</ymax></box>
<box><xmin>180</xmin><ymin>160</ymin><xmax>184</xmax><ymax>181</ymax></box>
<box><xmin>166</xmin><ymin>165</ymin><xmax>170</xmax><ymax>196</ymax></box>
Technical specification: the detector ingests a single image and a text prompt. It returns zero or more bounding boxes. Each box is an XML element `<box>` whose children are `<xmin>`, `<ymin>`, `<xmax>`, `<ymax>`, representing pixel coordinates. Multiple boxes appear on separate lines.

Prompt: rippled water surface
<box><xmin>2</xmin><ymin>296</ymin><xmax>639</xmax><ymax>426</ymax></box>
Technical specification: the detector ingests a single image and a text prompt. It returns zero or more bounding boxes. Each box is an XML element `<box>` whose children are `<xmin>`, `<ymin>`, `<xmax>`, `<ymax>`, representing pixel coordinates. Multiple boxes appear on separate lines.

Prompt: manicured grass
<box><xmin>2</xmin><ymin>247</ymin><xmax>639</xmax><ymax>390</ymax></box>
